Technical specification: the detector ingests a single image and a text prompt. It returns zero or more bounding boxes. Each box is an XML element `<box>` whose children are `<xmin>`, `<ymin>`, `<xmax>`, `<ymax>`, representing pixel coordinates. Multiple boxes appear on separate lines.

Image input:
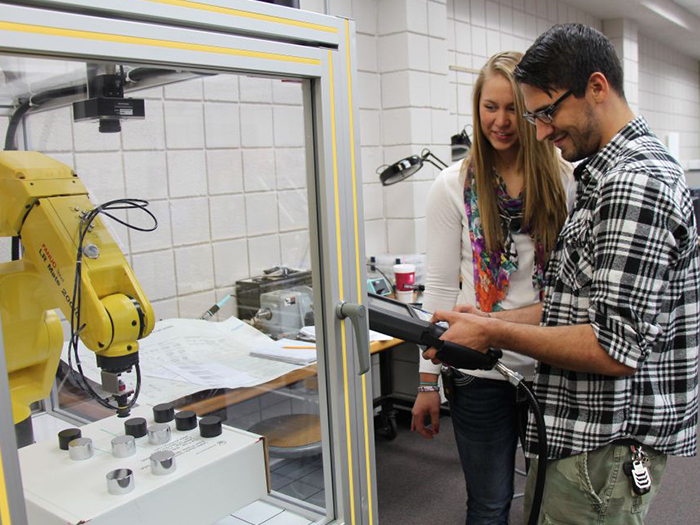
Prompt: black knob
<box><xmin>175</xmin><ymin>410</ymin><xmax>198</xmax><ymax>431</ymax></box>
<box><xmin>58</xmin><ymin>428</ymin><xmax>82</xmax><ymax>450</ymax></box>
<box><xmin>199</xmin><ymin>416</ymin><xmax>222</xmax><ymax>438</ymax></box>
<box><xmin>153</xmin><ymin>402</ymin><xmax>175</xmax><ymax>423</ymax></box>
<box><xmin>124</xmin><ymin>417</ymin><xmax>148</xmax><ymax>438</ymax></box>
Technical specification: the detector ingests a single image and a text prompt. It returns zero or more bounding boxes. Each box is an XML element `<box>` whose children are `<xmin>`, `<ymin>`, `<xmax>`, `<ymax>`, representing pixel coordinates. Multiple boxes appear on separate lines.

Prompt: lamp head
<box><xmin>378</xmin><ymin>155</ymin><xmax>423</xmax><ymax>186</ymax></box>
<box><xmin>450</xmin><ymin>126</ymin><xmax>472</xmax><ymax>162</ymax></box>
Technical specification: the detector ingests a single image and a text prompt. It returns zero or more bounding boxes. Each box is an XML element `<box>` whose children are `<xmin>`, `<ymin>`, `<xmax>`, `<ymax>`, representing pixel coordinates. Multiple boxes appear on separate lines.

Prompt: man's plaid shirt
<box><xmin>526</xmin><ymin>117</ymin><xmax>700</xmax><ymax>460</ymax></box>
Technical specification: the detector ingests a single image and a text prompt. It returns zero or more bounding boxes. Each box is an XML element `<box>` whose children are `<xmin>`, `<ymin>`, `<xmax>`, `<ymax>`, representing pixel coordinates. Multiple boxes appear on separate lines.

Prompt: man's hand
<box><xmin>423</xmin><ymin>309</ymin><xmax>492</xmax><ymax>362</ymax></box>
<box><xmin>411</xmin><ymin>392</ymin><xmax>441</xmax><ymax>439</ymax></box>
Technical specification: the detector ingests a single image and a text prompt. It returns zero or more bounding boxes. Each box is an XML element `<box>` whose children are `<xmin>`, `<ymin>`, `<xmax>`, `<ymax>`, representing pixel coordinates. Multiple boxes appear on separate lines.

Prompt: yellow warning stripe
<box><xmin>344</xmin><ymin>19</ymin><xmax>375</xmax><ymax>525</ymax></box>
<box><xmin>0</xmin><ymin>439</ymin><xmax>12</xmax><ymax>525</ymax></box>
<box><xmin>329</xmin><ymin>48</ymin><xmax>356</xmax><ymax>525</ymax></box>
<box><xmin>0</xmin><ymin>21</ymin><xmax>320</xmax><ymax>65</ymax></box>
<box><xmin>143</xmin><ymin>0</ymin><xmax>338</xmax><ymax>33</ymax></box>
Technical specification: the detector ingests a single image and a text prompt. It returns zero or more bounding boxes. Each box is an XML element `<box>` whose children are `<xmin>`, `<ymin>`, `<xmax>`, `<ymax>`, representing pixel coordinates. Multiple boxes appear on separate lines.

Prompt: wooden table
<box><xmin>55</xmin><ymin>339</ymin><xmax>406</xmax><ymax>436</ymax></box>
<box><xmin>176</xmin><ymin>339</ymin><xmax>403</xmax><ymax>416</ymax></box>
<box><xmin>176</xmin><ymin>338</ymin><xmax>405</xmax><ymax>455</ymax></box>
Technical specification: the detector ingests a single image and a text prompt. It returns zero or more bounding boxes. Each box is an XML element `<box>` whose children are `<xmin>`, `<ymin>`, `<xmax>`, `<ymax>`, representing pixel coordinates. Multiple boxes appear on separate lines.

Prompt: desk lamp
<box><xmin>451</xmin><ymin>126</ymin><xmax>472</xmax><ymax>162</ymax></box>
<box><xmin>378</xmin><ymin>148</ymin><xmax>448</xmax><ymax>186</ymax></box>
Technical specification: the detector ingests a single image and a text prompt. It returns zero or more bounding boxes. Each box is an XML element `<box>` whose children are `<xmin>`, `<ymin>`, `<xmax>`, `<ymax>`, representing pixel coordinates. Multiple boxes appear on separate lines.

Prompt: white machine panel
<box><xmin>19</xmin><ymin>407</ymin><xmax>269</xmax><ymax>525</ymax></box>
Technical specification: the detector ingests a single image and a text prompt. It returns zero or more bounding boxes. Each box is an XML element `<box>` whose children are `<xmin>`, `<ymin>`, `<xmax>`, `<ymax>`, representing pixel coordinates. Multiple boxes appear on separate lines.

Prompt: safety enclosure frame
<box><xmin>0</xmin><ymin>1</ymin><xmax>375</xmax><ymax>524</ymax></box>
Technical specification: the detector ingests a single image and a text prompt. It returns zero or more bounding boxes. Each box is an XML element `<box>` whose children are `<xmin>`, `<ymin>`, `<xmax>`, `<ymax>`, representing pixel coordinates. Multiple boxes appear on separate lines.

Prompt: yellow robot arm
<box><xmin>0</xmin><ymin>151</ymin><xmax>154</xmax><ymax>423</ymax></box>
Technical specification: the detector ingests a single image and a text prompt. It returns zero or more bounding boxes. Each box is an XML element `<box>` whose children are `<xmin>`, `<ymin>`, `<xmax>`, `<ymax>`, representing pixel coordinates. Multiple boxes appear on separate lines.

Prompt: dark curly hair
<box><xmin>514</xmin><ymin>23</ymin><xmax>624</xmax><ymax>99</ymax></box>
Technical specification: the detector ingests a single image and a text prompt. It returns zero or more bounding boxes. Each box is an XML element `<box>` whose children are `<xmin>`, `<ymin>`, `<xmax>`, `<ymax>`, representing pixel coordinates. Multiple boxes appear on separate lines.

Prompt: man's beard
<box><xmin>562</xmin><ymin>106</ymin><xmax>600</xmax><ymax>162</ymax></box>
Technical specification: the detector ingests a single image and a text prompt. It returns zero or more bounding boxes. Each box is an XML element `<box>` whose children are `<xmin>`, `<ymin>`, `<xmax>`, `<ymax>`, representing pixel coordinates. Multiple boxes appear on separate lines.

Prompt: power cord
<box><xmin>366</xmin><ymin>261</ymin><xmax>395</xmax><ymax>292</ymax></box>
<box><xmin>67</xmin><ymin>198</ymin><xmax>157</xmax><ymax>411</ymax></box>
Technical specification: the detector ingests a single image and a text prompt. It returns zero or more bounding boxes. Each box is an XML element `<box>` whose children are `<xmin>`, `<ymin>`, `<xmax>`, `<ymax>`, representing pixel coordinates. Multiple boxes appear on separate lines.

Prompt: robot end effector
<box><xmin>0</xmin><ymin>151</ymin><xmax>155</xmax><ymax>422</ymax></box>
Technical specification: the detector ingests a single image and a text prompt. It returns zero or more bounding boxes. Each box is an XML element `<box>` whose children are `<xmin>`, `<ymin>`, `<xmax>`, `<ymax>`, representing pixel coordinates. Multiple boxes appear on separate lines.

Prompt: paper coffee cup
<box><xmin>396</xmin><ymin>290</ymin><xmax>414</xmax><ymax>304</ymax></box>
<box><xmin>393</xmin><ymin>263</ymin><xmax>416</xmax><ymax>292</ymax></box>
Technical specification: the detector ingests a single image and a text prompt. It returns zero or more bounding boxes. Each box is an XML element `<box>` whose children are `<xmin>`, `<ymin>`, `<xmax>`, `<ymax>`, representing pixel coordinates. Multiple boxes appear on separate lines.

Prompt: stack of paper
<box><xmin>60</xmin><ymin>317</ymin><xmax>311</xmax><ymax>406</ymax></box>
<box><xmin>250</xmin><ymin>339</ymin><xmax>317</xmax><ymax>366</ymax></box>
<box><xmin>299</xmin><ymin>325</ymin><xmax>393</xmax><ymax>342</ymax></box>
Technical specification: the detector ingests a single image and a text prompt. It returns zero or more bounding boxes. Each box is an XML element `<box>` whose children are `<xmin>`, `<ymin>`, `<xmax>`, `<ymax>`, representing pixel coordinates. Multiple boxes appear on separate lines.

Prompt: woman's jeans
<box><xmin>450</xmin><ymin>375</ymin><xmax>527</xmax><ymax>525</ymax></box>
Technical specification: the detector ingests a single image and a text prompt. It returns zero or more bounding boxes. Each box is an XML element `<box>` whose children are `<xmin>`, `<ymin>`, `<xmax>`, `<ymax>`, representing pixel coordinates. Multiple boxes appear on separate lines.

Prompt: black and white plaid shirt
<box><xmin>526</xmin><ymin>117</ymin><xmax>700</xmax><ymax>460</ymax></box>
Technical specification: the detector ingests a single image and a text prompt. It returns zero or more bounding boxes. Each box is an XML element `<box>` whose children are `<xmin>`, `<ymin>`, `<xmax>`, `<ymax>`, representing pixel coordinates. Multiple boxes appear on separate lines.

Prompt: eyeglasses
<box><xmin>523</xmin><ymin>89</ymin><xmax>573</xmax><ymax>125</ymax></box>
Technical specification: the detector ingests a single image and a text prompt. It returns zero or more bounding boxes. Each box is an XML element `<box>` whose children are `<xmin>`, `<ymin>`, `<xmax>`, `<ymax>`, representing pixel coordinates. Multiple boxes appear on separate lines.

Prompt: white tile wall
<box><xmin>27</xmin><ymin>107</ymin><xmax>73</xmax><ymax>152</ymax></box>
<box><xmin>363</xmin><ymin>183</ymin><xmax>385</xmax><ymax>220</ymax></box>
<box><xmin>174</xmin><ymin>244</ymin><xmax>215</xmax><ymax>294</ymax></box>
<box><xmin>240</xmin><ymin>77</ymin><xmax>272</xmax><ymax>104</ymax></box>
<box><xmin>378</xmin><ymin>33</ymin><xmax>412</xmax><ymax>73</ymax></box>
<box><xmin>207</xmin><ymin>149</ymin><xmax>244</xmax><ymax>195</ymax></box>
<box><xmin>360</xmin><ymin>109</ymin><xmax>382</xmax><ymax>146</ymax></box>
<box><xmin>178</xmin><ymin>289</ymin><xmax>216</xmax><ymax>319</ymax></box>
<box><xmin>638</xmin><ymin>36</ymin><xmax>700</xmax><ymax>161</ymax></box>
<box><xmin>358</xmin><ymin>71</ymin><xmax>381</xmax><ymax>109</ymax></box>
<box><xmin>131</xmin><ymin>250</ymin><xmax>177</xmax><ymax>301</ymax></box>
<box><xmin>151</xmin><ymin>297</ymin><xmax>179</xmax><ymax>322</ymax></box>
<box><xmin>243</xmin><ymin>149</ymin><xmax>277</xmax><ymax>192</ymax></box>
<box><xmin>272</xmin><ymin>80</ymin><xmax>304</xmax><ymax>105</ymax></box>
<box><xmin>345</xmin><ymin>0</ymin><xmax>698</xmax><ymax>254</ymax></box>
<box><xmin>213</xmin><ymin>238</ymin><xmax>250</xmax><ymax>287</ymax></box>
<box><xmin>387</xmin><ymin>218</ymin><xmax>425</xmax><ymax>253</ymax></box>
<box><xmin>275</xmin><ymin>148</ymin><xmax>307</xmax><ymax>189</ymax></box>
<box><xmin>361</xmin><ymin>146</ymin><xmax>383</xmax><ymax>183</ymax></box>
<box><xmin>170</xmin><ymin>197</ymin><xmax>211</xmax><ymax>246</ymax></box>
<box><xmin>166</xmin><ymin>150</ymin><xmax>208</xmax><ymax>198</ymax></box>
<box><xmin>204</xmin><ymin>103</ymin><xmax>240</xmax><ymax>149</ymax></box>
<box><xmin>357</xmin><ymin>34</ymin><xmax>379</xmax><ymax>72</ymax></box>
<box><xmin>75</xmin><ymin>152</ymin><xmax>126</xmax><ymax>201</ymax></box>
<box><xmin>248</xmin><ymin>234</ymin><xmax>282</xmax><ymax>276</ymax></box>
<box><xmin>73</xmin><ymin>120</ymin><xmax>121</xmax><ymax>152</ymax></box>
<box><xmin>128</xmin><ymin>200</ymin><xmax>173</xmax><ymax>253</ymax></box>
<box><xmin>164</xmin><ymin>101</ymin><xmax>205</xmax><ymax>149</ymax></box>
<box><xmin>378</xmin><ymin>0</ymin><xmax>410</xmax><ymax>36</ymax></box>
<box><xmin>364</xmin><ymin>219</ymin><xmax>388</xmax><ymax>255</ymax></box>
<box><xmin>245</xmin><ymin>193</ymin><xmax>279</xmax><ymax>236</ymax></box>
<box><xmin>353</xmin><ymin>0</ymin><xmax>378</xmax><ymax>35</ymax></box>
<box><xmin>273</xmin><ymin>106</ymin><xmax>305</xmax><ymax>147</ymax></box>
<box><xmin>210</xmin><ymin>195</ymin><xmax>247</xmax><ymax>240</ymax></box>
<box><xmin>240</xmin><ymin>105</ymin><xmax>274</xmax><ymax>148</ymax></box>
<box><xmin>12</xmin><ymin>1</ymin><xmax>698</xmax><ymax>321</ymax></box>
<box><xmin>0</xmin><ymin>116</ymin><xmax>8</xmax><ymax>150</ymax></box>
<box><xmin>279</xmin><ymin>230</ymin><xmax>312</xmax><ymax>268</ymax></box>
<box><xmin>278</xmin><ymin>190</ymin><xmax>308</xmax><ymax>232</ymax></box>
<box><xmin>164</xmin><ymin>78</ymin><xmax>203</xmax><ymax>100</ymax></box>
<box><xmin>122</xmin><ymin>101</ymin><xmax>165</xmax><ymax>151</ymax></box>
<box><xmin>203</xmin><ymin>75</ymin><xmax>239</xmax><ymax>102</ymax></box>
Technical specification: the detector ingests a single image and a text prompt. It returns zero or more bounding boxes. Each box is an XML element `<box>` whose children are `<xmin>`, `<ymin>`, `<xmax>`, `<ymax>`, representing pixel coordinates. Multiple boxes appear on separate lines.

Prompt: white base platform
<box><xmin>19</xmin><ymin>406</ymin><xmax>269</xmax><ymax>525</ymax></box>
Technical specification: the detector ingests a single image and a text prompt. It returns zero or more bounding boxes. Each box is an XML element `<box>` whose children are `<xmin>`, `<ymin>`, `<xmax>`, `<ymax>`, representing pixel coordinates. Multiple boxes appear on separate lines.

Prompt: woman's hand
<box><xmin>411</xmin><ymin>392</ymin><xmax>441</xmax><ymax>439</ymax></box>
<box><xmin>453</xmin><ymin>304</ymin><xmax>490</xmax><ymax>318</ymax></box>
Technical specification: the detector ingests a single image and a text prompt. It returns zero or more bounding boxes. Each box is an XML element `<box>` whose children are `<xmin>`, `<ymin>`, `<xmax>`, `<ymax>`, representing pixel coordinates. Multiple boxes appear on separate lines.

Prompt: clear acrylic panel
<box><xmin>0</xmin><ymin>54</ymin><xmax>328</xmax><ymax>514</ymax></box>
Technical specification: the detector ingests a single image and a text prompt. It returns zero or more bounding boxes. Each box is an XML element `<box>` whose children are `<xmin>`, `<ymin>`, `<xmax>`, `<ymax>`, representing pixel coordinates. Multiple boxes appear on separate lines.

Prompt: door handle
<box><xmin>336</xmin><ymin>301</ymin><xmax>370</xmax><ymax>375</ymax></box>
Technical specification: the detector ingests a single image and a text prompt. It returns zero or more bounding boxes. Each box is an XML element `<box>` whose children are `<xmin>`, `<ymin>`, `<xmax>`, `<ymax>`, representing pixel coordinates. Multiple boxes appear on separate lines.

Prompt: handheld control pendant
<box><xmin>367</xmin><ymin>294</ymin><xmax>501</xmax><ymax>371</ymax></box>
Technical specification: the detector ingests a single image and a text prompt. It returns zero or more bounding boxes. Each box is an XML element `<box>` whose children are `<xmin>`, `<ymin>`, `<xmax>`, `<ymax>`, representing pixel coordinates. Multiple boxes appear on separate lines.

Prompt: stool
<box><xmin>248</xmin><ymin>414</ymin><xmax>321</xmax><ymax>459</ymax></box>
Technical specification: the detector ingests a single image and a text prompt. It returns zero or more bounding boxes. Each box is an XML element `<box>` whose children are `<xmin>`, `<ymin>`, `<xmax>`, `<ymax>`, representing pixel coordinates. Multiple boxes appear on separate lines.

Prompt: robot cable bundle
<box><xmin>67</xmin><ymin>198</ymin><xmax>157</xmax><ymax>412</ymax></box>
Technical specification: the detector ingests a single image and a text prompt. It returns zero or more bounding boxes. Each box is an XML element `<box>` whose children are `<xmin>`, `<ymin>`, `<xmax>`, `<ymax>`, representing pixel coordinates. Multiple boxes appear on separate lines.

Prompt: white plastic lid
<box><xmin>393</xmin><ymin>263</ymin><xmax>416</xmax><ymax>274</ymax></box>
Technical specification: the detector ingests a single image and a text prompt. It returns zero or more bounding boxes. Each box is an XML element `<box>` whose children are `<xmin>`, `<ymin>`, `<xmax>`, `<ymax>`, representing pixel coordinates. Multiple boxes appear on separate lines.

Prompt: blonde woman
<box><xmin>411</xmin><ymin>51</ymin><xmax>572</xmax><ymax>524</ymax></box>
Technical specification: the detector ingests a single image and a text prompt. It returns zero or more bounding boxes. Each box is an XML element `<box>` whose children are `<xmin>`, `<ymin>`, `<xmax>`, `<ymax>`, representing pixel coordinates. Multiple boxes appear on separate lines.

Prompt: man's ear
<box><xmin>587</xmin><ymin>72</ymin><xmax>609</xmax><ymax>103</ymax></box>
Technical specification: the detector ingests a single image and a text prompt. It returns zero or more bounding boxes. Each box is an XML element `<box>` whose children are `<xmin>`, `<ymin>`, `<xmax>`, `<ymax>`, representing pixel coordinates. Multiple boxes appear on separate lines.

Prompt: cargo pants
<box><xmin>523</xmin><ymin>442</ymin><xmax>667</xmax><ymax>524</ymax></box>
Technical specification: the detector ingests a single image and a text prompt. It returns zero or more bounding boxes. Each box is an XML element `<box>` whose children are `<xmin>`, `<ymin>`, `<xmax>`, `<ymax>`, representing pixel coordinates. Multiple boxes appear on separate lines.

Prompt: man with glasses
<box><xmin>425</xmin><ymin>23</ymin><xmax>699</xmax><ymax>523</ymax></box>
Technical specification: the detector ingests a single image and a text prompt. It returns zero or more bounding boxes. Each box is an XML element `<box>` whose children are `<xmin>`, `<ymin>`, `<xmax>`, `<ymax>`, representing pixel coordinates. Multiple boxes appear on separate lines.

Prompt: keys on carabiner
<box><xmin>623</xmin><ymin>445</ymin><xmax>652</xmax><ymax>496</ymax></box>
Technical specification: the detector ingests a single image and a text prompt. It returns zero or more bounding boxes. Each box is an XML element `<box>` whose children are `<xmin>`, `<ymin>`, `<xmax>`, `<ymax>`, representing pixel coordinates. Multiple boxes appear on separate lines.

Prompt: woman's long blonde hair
<box><xmin>466</xmin><ymin>51</ymin><xmax>567</xmax><ymax>256</ymax></box>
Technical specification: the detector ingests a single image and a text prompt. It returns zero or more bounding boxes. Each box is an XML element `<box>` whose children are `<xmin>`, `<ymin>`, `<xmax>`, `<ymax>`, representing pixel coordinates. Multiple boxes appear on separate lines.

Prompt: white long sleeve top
<box><xmin>420</xmin><ymin>161</ymin><xmax>572</xmax><ymax>380</ymax></box>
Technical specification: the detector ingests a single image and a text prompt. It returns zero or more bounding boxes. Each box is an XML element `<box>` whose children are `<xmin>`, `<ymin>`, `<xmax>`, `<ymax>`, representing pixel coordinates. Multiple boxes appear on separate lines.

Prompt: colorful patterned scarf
<box><xmin>463</xmin><ymin>164</ymin><xmax>545</xmax><ymax>312</ymax></box>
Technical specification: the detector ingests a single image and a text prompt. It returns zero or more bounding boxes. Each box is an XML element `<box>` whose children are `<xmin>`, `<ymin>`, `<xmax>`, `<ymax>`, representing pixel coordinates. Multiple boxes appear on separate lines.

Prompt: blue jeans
<box><xmin>450</xmin><ymin>375</ymin><xmax>526</xmax><ymax>525</ymax></box>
